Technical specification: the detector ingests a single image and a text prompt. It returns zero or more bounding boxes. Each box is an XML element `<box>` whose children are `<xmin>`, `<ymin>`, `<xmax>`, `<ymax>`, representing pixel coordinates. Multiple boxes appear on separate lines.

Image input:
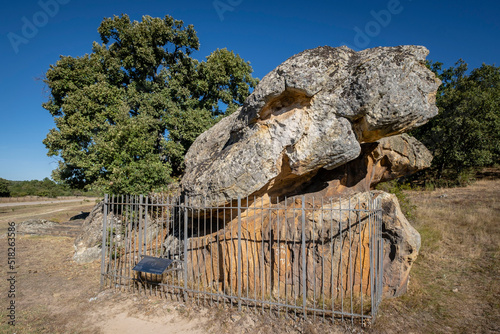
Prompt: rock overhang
<box><xmin>181</xmin><ymin>45</ymin><xmax>440</xmax><ymax>206</ymax></box>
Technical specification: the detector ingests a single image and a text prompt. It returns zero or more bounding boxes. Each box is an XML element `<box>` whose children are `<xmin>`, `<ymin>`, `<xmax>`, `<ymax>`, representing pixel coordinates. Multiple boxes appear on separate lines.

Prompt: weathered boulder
<box><xmin>73</xmin><ymin>199</ymin><xmax>167</xmax><ymax>263</ymax></box>
<box><xmin>73</xmin><ymin>202</ymin><xmax>107</xmax><ymax>263</ymax></box>
<box><xmin>184</xmin><ymin>191</ymin><xmax>420</xmax><ymax>300</ymax></box>
<box><xmin>179</xmin><ymin>45</ymin><xmax>439</xmax><ymax>300</ymax></box>
<box><xmin>17</xmin><ymin>219</ymin><xmax>58</xmax><ymax>234</ymax></box>
<box><xmin>182</xmin><ymin>45</ymin><xmax>440</xmax><ymax>206</ymax></box>
<box><xmin>275</xmin><ymin>133</ymin><xmax>433</xmax><ymax>199</ymax></box>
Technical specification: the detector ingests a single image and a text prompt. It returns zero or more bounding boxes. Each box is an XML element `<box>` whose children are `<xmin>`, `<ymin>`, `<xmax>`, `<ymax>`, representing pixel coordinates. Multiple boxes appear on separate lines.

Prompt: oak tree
<box><xmin>43</xmin><ymin>14</ymin><xmax>258</xmax><ymax>194</ymax></box>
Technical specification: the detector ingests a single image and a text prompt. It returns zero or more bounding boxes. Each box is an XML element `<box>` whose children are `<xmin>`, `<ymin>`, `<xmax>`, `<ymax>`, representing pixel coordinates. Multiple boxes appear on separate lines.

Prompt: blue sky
<box><xmin>0</xmin><ymin>0</ymin><xmax>499</xmax><ymax>181</ymax></box>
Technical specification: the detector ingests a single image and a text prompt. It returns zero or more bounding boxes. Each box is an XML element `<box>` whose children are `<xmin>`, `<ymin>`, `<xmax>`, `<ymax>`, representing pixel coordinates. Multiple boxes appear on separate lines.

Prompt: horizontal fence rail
<box><xmin>100</xmin><ymin>194</ymin><xmax>383</xmax><ymax>324</ymax></box>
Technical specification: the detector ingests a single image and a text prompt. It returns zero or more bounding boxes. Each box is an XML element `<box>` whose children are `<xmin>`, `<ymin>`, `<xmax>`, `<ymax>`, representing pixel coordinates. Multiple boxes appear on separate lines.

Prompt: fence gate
<box><xmin>100</xmin><ymin>194</ymin><xmax>383</xmax><ymax>324</ymax></box>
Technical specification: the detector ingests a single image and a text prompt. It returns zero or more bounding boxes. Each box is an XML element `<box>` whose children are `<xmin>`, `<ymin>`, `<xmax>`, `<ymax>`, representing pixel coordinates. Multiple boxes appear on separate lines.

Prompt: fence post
<box><xmin>378</xmin><ymin>199</ymin><xmax>383</xmax><ymax>308</ymax></box>
<box><xmin>138</xmin><ymin>195</ymin><xmax>144</xmax><ymax>257</ymax></box>
<box><xmin>144</xmin><ymin>195</ymin><xmax>148</xmax><ymax>256</ymax></box>
<box><xmin>100</xmin><ymin>194</ymin><xmax>109</xmax><ymax>288</ymax></box>
<box><xmin>237</xmin><ymin>196</ymin><xmax>242</xmax><ymax>311</ymax></box>
<box><xmin>301</xmin><ymin>196</ymin><xmax>306</xmax><ymax>319</ymax></box>
<box><xmin>183</xmin><ymin>196</ymin><xmax>189</xmax><ymax>301</ymax></box>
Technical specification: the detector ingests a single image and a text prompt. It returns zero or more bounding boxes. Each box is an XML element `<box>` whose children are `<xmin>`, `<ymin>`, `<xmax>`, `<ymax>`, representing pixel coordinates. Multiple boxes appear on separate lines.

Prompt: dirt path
<box><xmin>0</xmin><ymin>200</ymin><xmax>97</xmax><ymax>234</ymax></box>
<box><xmin>0</xmin><ymin>198</ymin><xmax>96</xmax><ymax>208</ymax></box>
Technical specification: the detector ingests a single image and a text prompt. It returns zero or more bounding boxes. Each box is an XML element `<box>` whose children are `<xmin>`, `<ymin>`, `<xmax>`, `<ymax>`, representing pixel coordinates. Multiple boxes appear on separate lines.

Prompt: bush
<box><xmin>376</xmin><ymin>180</ymin><xmax>416</xmax><ymax>220</ymax></box>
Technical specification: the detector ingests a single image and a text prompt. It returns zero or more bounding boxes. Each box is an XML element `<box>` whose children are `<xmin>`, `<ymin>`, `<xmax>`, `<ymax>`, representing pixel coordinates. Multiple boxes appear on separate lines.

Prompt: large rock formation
<box><xmin>180</xmin><ymin>45</ymin><xmax>440</xmax><ymax>299</ymax></box>
<box><xmin>182</xmin><ymin>45</ymin><xmax>440</xmax><ymax>206</ymax></box>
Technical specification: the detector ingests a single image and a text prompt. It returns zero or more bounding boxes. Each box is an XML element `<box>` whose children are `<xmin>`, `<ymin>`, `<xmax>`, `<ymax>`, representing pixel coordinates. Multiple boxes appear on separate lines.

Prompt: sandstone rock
<box><xmin>178</xmin><ymin>45</ymin><xmax>438</xmax><ymax>300</ymax></box>
<box><xmin>183</xmin><ymin>191</ymin><xmax>419</xmax><ymax>300</ymax></box>
<box><xmin>73</xmin><ymin>199</ymin><xmax>166</xmax><ymax>263</ymax></box>
<box><xmin>17</xmin><ymin>219</ymin><xmax>58</xmax><ymax>234</ymax></box>
<box><xmin>73</xmin><ymin>202</ymin><xmax>107</xmax><ymax>263</ymax></box>
<box><xmin>182</xmin><ymin>45</ymin><xmax>440</xmax><ymax>206</ymax></box>
<box><xmin>375</xmin><ymin>191</ymin><xmax>421</xmax><ymax>297</ymax></box>
<box><xmin>275</xmin><ymin>133</ymin><xmax>433</xmax><ymax>199</ymax></box>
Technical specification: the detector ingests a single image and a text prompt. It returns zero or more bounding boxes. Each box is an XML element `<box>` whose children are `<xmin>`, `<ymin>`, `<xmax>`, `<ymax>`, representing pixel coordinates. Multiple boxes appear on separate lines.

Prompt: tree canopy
<box><xmin>0</xmin><ymin>178</ymin><xmax>10</xmax><ymax>197</ymax></box>
<box><xmin>411</xmin><ymin>60</ymin><xmax>500</xmax><ymax>184</ymax></box>
<box><xmin>43</xmin><ymin>14</ymin><xmax>258</xmax><ymax>194</ymax></box>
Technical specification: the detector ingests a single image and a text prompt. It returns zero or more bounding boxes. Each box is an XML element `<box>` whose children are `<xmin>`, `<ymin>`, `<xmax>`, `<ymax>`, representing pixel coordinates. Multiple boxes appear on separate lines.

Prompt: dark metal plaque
<box><xmin>132</xmin><ymin>255</ymin><xmax>174</xmax><ymax>275</ymax></box>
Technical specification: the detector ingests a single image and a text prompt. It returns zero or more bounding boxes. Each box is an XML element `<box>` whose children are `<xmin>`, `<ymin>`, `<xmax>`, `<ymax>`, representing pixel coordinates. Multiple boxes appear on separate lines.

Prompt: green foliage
<box><xmin>2</xmin><ymin>177</ymin><xmax>98</xmax><ymax>197</ymax></box>
<box><xmin>411</xmin><ymin>60</ymin><xmax>500</xmax><ymax>185</ymax></box>
<box><xmin>43</xmin><ymin>14</ymin><xmax>258</xmax><ymax>195</ymax></box>
<box><xmin>0</xmin><ymin>178</ymin><xmax>10</xmax><ymax>197</ymax></box>
<box><xmin>376</xmin><ymin>180</ymin><xmax>416</xmax><ymax>219</ymax></box>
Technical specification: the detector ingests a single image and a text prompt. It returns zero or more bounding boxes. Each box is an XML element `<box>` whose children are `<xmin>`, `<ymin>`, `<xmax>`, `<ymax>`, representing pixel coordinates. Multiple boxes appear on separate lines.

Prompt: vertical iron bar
<box><xmin>260</xmin><ymin>197</ymin><xmax>264</xmax><ymax>313</ymax></box>
<box><xmin>183</xmin><ymin>196</ymin><xmax>189</xmax><ymax>301</ymax></box>
<box><xmin>312</xmin><ymin>197</ymin><xmax>316</xmax><ymax>321</ymax></box>
<box><xmin>277</xmin><ymin>196</ymin><xmax>281</xmax><ymax>316</ymax></box>
<box><xmin>349</xmin><ymin>197</ymin><xmax>353</xmax><ymax>325</ymax></box>
<box><xmin>292</xmin><ymin>197</ymin><xmax>297</xmax><ymax>319</ymax></box>
<box><xmin>321</xmin><ymin>198</ymin><xmax>325</xmax><ymax>321</ymax></box>
<box><xmin>284</xmin><ymin>197</ymin><xmax>288</xmax><ymax>317</ymax></box>
<box><xmin>378</xmin><ymin>198</ymin><xmax>383</xmax><ymax>312</ymax></box>
<box><xmin>196</xmin><ymin>199</ymin><xmax>200</xmax><ymax>306</ymax></box>
<box><xmin>301</xmin><ymin>196</ymin><xmax>307</xmax><ymax>319</ymax></box>
<box><xmin>369</xmin><ymin>197</ymin><xmax>375</xmax><ymax>319</ymax></box>
<box><xmin>330</xmin><ymin>198</ymin><xmax>334</xmax><ymax>324</ymax></box>
<box><xmin>223</xmin><ymin>201</ymin><xmax>227</xmax><ymax>309</ymax></box>
<box><xmin>216</xmin><ymin>201</ymin><xmax>220</xmax><ymax>307</ymax></box>
<box><xmin>268</xmin><ymin>198</ymin><xmax>272</xmax><ymax>316</ymax></box>
<box><xmin>138</xmin><ymin>195</ymin><xmax>144</xmax><ymax>258</ymax></box>
<box><xmin>339</xmin><ymin>196</ymin><xmax>344</xmax><ymax>322</ymax></box>
<box><xmin>100</xmin><ymin>194</ymin><xmax>109</xmax><ymax>287</ymax></box>
<box><xmin>237</xmin><ymin>196</ymin><xmax>242</xmax><ymax>311</ymax></box>
<box><xmin>110</xmin><ymin>195</ymin><xmax>117</xmax><ymax>288</ymax></box>
<box><xmin>253</xmin><ymin>196</ymin><xmax>257</xmax><ymax>312</ymax></box>
<box><xmin>359</xmin><ymin>198</ymin><xmax>364</xmax><ymax>322</ymax></box>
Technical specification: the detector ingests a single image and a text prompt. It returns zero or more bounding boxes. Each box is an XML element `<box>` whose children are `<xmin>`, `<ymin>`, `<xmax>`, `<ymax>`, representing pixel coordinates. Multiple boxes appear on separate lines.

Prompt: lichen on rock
<box><xmin>180</xmin><ymin>45</ymin><xmax>440</xmax><ymax>299</ymax></box>
<box><xmin>181</xmin><ymin>45</ymin><xmax>440</xmax><ymax>206</ymax></box>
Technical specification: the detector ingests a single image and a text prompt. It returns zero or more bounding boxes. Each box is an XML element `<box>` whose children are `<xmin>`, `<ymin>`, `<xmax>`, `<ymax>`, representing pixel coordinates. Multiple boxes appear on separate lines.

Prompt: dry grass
<box><xmin>1</xmin><ymin>181</ymin><xmax>499</xmax><ymax>333</ymax></box>
<box><xmin>372</xmin><ymin>179</ymin><xmax>500</xmax><ymax>333</ymax></box>
<box><xmin>0</xmin><ymin>200</ymin><xmax>98</xmax><ymax>234</ymax></box>
<box><xmin>0</xmin><ymin>235</ymin><xmax>102</xmax><ymax>334</ymax></box>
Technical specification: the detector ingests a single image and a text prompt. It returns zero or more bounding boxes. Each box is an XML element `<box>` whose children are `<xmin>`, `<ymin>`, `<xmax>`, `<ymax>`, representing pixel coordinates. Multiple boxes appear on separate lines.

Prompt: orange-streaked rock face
<box><xmin>178</xmin><ymin>45</ymin><xmax>439</xmax><ymax>301</ymax></box>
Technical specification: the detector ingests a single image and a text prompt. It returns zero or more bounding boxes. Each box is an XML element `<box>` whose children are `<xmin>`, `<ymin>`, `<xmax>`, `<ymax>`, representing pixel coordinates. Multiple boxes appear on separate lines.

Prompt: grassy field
<box><xmin>373</xmin><ymin>178</ymin><xmax>500</xmax><ymax>333</ymax></box>
<box><xmin>0</xmin><ymin>181</ymin><xmax>498</xmax><ymax>333</ymax></box>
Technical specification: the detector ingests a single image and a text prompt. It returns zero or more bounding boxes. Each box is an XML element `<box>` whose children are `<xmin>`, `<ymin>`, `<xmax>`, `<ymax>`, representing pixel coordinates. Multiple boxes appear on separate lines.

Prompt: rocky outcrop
<box><xmin>183</xmin><ymin>191</ymin><xmax>420</xmax><ymax>300</ymax></box>
<box><xmin>73</xmin><ymin>202</ymin><xmax>107</xmax><ymax>263</ymax></box>
<box><xmin>73</xmin><ymin>199</ymin><xmax>166</xmax><ymax>263</ymax></box>
<box><xmin>182</xmin><ymin>45</ymin><xmax>440</xmax><ymax>206</ymax></box>
<box><xmin>17</xmin><ymin>219</ymin><xmax>58</xmax><ymax>234</ymax></box>
<box><xmin>275</xmin><ymin>133</ymin><xmax>433</xmax><ymax>199</ymax></box>
<box><xmin>179</xmin><ymin>45</ymin><xmax>440</xmax><ymax>299</ymax></box>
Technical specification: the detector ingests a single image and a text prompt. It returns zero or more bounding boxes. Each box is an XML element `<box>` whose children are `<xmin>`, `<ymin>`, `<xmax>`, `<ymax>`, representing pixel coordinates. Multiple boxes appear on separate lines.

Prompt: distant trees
<box><xmin>411</xmin><ymin>60</ymin><xmax>500</xmax><ymax>185</ymax></box>
<box><xmin>43</xmin><ymin>14</ymin><xmax>258</xmax><ymax>195</ymax></box>
<box><xmin>0</xmin><ymin>178</ymin><xmax>93</xmax><ymax>197</ymax></box>
<box><xmin>0</xmin><ymin>178</ymin><xmax>10</xmax><ymax>197</ymax></box>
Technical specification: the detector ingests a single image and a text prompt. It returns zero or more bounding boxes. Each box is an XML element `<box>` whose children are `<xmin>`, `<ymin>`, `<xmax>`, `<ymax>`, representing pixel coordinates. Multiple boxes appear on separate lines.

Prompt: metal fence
<box><xmin>100</xmin><ymin>194</ymin><xmax>383</xmax><ymax>324</ymax></box>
